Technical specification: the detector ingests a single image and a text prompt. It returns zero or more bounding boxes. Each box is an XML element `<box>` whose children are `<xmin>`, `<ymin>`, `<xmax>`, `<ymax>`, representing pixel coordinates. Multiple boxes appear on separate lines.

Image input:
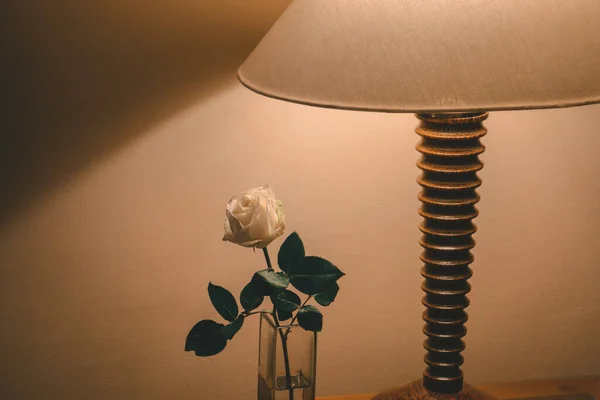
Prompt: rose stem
<box><xmin>262</xmin><ymin>247</ymin><xmax>293</xmax><ymax>400</ymax></box>
<box><xmin>262</xmin><ymin>247</ymin><xmax>273</xmax><ymax>271</ymax></box>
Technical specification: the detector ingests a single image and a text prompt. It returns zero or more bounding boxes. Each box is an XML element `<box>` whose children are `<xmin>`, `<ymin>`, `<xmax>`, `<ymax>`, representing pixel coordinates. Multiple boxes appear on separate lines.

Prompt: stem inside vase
<box><xmin>276</xmin><ymin>322</ymin><xmax>294</xmax><ymax>400</ymax></box>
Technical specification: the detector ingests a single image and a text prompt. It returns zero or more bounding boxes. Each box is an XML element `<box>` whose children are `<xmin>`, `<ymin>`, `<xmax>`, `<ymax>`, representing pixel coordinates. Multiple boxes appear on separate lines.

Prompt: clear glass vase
<box><xmin>257</xmin><ymin>313</ymin><xmax>317</xmax><ymax>400</ymax></box>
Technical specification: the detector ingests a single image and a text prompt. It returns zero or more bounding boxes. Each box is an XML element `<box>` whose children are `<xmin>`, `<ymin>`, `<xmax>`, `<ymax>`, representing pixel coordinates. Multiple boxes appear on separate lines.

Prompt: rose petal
<box><xmin>235</xmin><ymin>209</ymin><xmax>254</xmax><ymax>227</ymax></box>
<box><xmin>254</xmin><ymin>227</ymin><xmax>284</xmax><ymax>248</ymax></box>
<box><xmin>261</xmin><ymin>184</ymin><xmax>274</xmax><ymax>196</ymax></box>
<box><xmin>230</xmin><ymin>226</ymin><xmax>259</xmax><ymax>246</ymax></box>
<box><xmin>237</xmin><ymin>239</ymin><xmax>262</xmax><ymax>247</ymax></box>
<box><xmin>227</xmin><ymin>196</ymin><xmax>239</xmax><ymax>212</ymax></box>
<box><xmin>247</xmin><ymin>198</ymin><xmax>271</xmax><ymax>240</ymax></box>
<box><xmin>238</xmin><ymin>195</ymin><xmax>254</xmax><ymax>211</ymax></box>
<box><xmin>222</xmin><ymin>218</ymin><xmax>235</xmax><ymax>241</ymax></box>
<box><xmin>225</xmin><ymin>208</ymin><xmax>243</xmax><ymax>235</ymax></box>
<box><xmin>265</xmin><ymin>200</ymin><xmax>279</xmax><ymax>236</ymax></box>
<box><xmin>271</xmin><ymin>219</ymin><xmax>285</xmax><ymax>238</ymax></box>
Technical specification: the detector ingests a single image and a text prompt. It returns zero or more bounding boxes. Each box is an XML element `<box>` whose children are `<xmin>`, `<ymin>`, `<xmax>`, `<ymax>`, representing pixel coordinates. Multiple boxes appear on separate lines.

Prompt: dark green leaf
<box><xmin>314</xmin><ymin>282</ymin><xmax>340</xmax><ymax>307</ymax></box>
<box><xmin>289</xmin><ymin>256</ymin><xmax>344</xmax><ymax>295</ymax></box>
<box><xmin>240</xmin><ymin>280</ymin><xmax>264</xmax><ymax>311</ymax></box>
<box><xmin>222</xmin><ymin>316</ymin><xmax>244</xmax><ymax>340</ymax></box>
<box><xmin>208</xmin><ymin>282</ymin><xmax>238</xmax><ymax>322</ymax></box>
<box><xmin>271</xmin><ymin>290</ymin><xmax>301</xmax><ymax>322</ymax></box>
<box><xmin>276</xmin><ymin>308</ymin><xmax>293</xmax><ymax>321</ymax></box>
<box><xmin>272</xmin><ymin>290</ymin><xmax>301</xmax><ymax>313</ymax></box>
<box><xmin>185</xmin><ymin>319</ymin><xmax>227</xmax><ymax>356</ymax></box>
<box><xmin>297</xmin><ymin>305</ymin><xmax>323</xmax><ymax>332</ymax></box>
<box><xmin>278</xmin><ymin>232</ymin><xmax>305</xmax><ymax>274</ymax></box>
<box><xmin>253</xmin><ymin>269</ymin><xmax>289</xmax><ymax>295</ymax></box>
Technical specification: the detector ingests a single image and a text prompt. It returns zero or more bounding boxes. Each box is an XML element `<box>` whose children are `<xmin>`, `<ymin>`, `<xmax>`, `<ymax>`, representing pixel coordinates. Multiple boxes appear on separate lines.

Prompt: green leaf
<box><xmin>240</xmin><ymin>280</ymin><xmax>264</xmax><ymax>311</ymax></box>
<box><xmin>222</xmin><ymin>316</ymin><xmax>245</xmax><ymax>340</ymax></box>
<box><xmin>276</xmin><ymin>308</ymin><xmax>293</xmax><ymax>321</ymax></box>
<box><xmin>185</xmin><ymin>319</ymin><xmax>228</xmax><ymax>356</ymax></box>
<box><xmin>271</xmin><ymin>290</ymin><xmax>301</xmax><ymax>321</ymax></box>
<box><xmin>208</xmin><ymin>282</ymin><xmax>239</xmax><ymax>323</ymax></box>
<box><xmin>314</xmin><ymin>282</ymin><xmax>339</xmax><ymax>307</ymax></box>
<box><xmin>278</xmin><ymin>232</ymin><xmax>305</xmax><ymax>274</ymax></box>
<box><xmin>289</xmin><ymin>256</ymin><xmax>344</xmax><ymax>295</ymax></box>
<box><xmin>297</xmin><ymin>305</ymin><xmax>323</xmax><ymax>332</ymax></box>
<box><xmin>272</xmin><ymin>290</ymin><xmax>301</xmax><ymax>313</ymax></box>
<box><xmin>253</xmin><ymin>269</ymin><xmax>289</xmax><ymax>295</ymax></box>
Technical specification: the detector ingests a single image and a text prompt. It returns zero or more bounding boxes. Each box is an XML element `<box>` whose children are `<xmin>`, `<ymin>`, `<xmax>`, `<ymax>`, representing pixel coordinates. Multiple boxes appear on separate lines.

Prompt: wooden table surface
<box><xmin>317</xmin><ymin>375</ymin><xmax>600</xmax><ymax>400</ymax></box>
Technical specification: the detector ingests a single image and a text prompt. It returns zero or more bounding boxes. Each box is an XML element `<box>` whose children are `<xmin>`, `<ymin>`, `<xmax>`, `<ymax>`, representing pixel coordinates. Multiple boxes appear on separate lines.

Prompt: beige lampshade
<box><xmin>238</xmin><ymin>0</ymin><xmax>600</xmax><ymax>112</ymax></box>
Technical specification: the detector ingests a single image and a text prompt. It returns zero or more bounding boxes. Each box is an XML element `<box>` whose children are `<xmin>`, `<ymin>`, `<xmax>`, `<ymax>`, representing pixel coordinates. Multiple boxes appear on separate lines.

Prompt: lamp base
<box><xmin>372</xmin><ymin>380</ymin><xmax>497</xmax><ymax>400</ymax></box>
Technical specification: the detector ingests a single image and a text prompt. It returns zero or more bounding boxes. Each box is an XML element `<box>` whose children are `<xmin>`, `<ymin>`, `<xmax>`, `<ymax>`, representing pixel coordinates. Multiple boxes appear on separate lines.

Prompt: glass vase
<box><xmin>257</xmin><ymin>313</ymin><xmax>317</xmax><ymax>400</ymax></box>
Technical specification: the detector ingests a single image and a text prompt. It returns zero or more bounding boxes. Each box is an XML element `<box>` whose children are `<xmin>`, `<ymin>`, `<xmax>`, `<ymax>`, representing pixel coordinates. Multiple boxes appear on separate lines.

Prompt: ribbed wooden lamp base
<box><xmin>373</xmin><ymin>113</ymin><xmax>495</xmax><ymax>400</ymax></box>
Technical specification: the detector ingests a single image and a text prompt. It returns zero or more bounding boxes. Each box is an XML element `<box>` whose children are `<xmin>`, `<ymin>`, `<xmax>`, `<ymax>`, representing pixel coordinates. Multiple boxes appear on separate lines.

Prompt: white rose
<box><xmin>222</xmin><ymin>185</ymin><xmax>285</xmax><ymax>248</ymax></box>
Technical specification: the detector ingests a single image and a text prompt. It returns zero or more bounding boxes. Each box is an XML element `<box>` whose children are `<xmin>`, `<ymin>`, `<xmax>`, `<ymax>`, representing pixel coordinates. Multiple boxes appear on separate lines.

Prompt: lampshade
<box><xmin>238</xmin><ymin>0</ymin><xmax>600</xmax><ymax>112</ymax></box>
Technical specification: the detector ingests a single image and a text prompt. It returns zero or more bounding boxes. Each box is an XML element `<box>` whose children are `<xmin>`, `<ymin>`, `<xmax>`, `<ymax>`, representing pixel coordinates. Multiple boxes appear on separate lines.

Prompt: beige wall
<box><xmin>2</xmin><ymin>1</ymin><xmax>600</xmax><ymax>399</ymax></box>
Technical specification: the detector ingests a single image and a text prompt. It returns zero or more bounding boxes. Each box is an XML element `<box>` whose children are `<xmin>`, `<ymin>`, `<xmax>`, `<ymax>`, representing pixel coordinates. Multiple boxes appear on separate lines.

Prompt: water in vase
<box><xmin>257</xmin><ymin>369</ymin><xmax>314</xmax><ymax>400</ymax></box>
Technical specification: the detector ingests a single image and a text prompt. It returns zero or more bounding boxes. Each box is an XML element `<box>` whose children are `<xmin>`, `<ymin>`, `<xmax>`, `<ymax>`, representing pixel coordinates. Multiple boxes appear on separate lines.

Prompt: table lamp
<box><xmin>237</xmin><ymin>1</ymin><xmax>600</xmax><ymax>399</ymax></box>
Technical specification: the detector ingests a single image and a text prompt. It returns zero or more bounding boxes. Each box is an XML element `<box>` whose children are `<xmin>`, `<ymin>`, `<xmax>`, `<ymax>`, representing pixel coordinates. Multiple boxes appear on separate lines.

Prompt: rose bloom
<box><xmin>222</xmin><ymin>185</ymin><xmax>285</xmax><ymax>248</ymax></box>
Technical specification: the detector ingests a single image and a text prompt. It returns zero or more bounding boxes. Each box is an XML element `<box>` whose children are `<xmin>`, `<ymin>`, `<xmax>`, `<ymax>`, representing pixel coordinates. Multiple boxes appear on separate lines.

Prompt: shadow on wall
<box><xmin>1</xmin><ymin>0</ymin><xmax>290</xmax><ymax>225</ymax></box>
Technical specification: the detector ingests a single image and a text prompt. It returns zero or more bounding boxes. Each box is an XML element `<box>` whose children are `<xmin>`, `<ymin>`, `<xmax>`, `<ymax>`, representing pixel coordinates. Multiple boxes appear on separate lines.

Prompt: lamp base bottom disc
<box><xmin>372</xmin><ymin>380</ymin><xmax>497</xmax><ymax>400</ymax></box>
